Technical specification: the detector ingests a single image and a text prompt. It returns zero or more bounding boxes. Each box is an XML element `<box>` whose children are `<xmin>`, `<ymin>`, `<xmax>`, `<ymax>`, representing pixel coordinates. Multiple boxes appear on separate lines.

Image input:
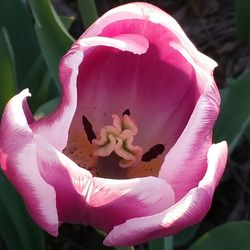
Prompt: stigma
<box><xmin>92</xmin><ymin>114</ymin><xmax>143</xmax><ymax>168</ymax></box>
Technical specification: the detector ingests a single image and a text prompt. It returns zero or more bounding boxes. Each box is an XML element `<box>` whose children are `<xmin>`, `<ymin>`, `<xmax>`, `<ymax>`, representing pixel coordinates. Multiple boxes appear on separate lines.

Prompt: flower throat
<box><xmin>63</xmin><ymin>110</ymin><xmax>165</xmax><ymax>179</ymax></box>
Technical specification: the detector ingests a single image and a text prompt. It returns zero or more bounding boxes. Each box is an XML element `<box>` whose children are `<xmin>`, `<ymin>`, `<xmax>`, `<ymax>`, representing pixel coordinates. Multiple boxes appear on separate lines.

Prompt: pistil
<box><xmin>92</xmin><ymin>114</ymin><xmax>143</xmax><ymax>168</ymax></box>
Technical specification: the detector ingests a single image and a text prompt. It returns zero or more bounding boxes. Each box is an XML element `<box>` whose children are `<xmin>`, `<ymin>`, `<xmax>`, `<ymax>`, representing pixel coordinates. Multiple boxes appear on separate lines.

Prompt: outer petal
<box><xmin>0</xmin><ymin>90</ymin><xmax>58</xmax><ymax>235</ymax></box>
<box><xmin>86</xmin><ymin>176</ymin><xmax>175</xmax><ymax>232</ymax></box>
<box><xmin>159</xmin><ymin>90</ymin><xmax>220</xmax><ymax>201</ymax></box>
<box><xmin>83</xmin><ymin>3</ymin><xmax>215</xmax><ymax>61</ymax></box>
<box><xmin>104</xmin><ymin>142</ymin><xmax>228</xmax><ymax>246</ymax></box>
<box><xmin>30</xmin><ymin>49</ymin><xmax>83</xmax><ymax>151</ymax></box>
<box><xmin>34</xmin><ymin>133</ymin><xmax>175</xmax><ymax>232</ymax></box>
<box><xmin>33</xmin><ymin>134</ymin><xmax>93</xmax><ymax>225</ymax></box>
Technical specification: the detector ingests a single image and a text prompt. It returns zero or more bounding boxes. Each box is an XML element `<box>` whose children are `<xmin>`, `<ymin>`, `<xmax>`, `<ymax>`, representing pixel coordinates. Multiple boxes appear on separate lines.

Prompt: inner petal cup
<box><xmin>66</xmin><ymin>19</ymin><xmax>200</xmax><ymax>179</ymax></box>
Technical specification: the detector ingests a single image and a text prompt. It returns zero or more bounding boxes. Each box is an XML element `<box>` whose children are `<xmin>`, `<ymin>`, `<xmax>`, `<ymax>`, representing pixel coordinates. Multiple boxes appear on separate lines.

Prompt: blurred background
<box><xmin>0</xmin><ymin>0</ymin><xmax>250</xmax><ymax>249</ymax></box>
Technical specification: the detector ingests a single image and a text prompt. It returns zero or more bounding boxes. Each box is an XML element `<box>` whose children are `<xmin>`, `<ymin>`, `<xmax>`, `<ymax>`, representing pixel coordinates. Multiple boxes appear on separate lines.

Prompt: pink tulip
<box><xmin>0</xmin><ymin>2</ymin><xmax>227</xmax><ymax>246</ymax></box>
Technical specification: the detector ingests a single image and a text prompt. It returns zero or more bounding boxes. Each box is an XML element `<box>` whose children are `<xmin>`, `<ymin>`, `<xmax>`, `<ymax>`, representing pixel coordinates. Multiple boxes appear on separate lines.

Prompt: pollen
<box><xmin>92</xmin><ymin>114</ymin><xmax>143</xmax><ymax>168</ymax></box>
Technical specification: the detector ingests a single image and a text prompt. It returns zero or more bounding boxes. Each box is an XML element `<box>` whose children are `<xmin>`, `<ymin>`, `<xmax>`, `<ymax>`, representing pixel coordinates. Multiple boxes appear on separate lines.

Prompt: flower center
<box><xmin>63</xmin><ymin>110</ymin><xmax>166</xmax><ymax>179</ymax></box>
<box><xmin>92</xmin><ymin>113</ymin><xmax>143</xmax><ymax>168</ymax></box>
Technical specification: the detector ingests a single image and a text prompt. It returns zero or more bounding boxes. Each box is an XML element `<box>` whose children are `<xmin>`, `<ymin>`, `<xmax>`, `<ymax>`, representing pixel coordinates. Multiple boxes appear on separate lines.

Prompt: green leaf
<box><xmin>0</xmin><ymin>0</ymin><xmax>40</xmax><ymax>89</ymax></box>
<box><xmin>22</xmin><ymin>54</ymin><xmax>59</xmax><ymax>112</ymax></box>
<box><xmin>149</xmin><ymin>236</ymin><xmax>173</xmax><ymax>250</ymax></box>
<box><xmin>236</xmin><ymin>0</ymin><xmax>250</xmax><ymax>42</ymax></box>
<box><xmin>149</xmin><ymin>238</ymin><xmax>165</xmax><ymax>250</ymax></box>
<box><xmin>0</xmin><ymin>28</ymin><xmax>17</xmax><ymax>114</ymax></box>
<box><xmin>35</xmin><ymin>97</ymin><xmax>60</xmax><ymax>119</ymax></box>
<box><xmin>174</xmin><ymin>224</ymin><xmax>199</xmax><ymax>247</ymax></box>
<box><xmin>213</xmin><ymin>68</ymin><xmax>250</xmax><ymax>154</ymax></box>
<box><xmin>60</xmin><ymin>15</ymin><xmax>75</xmax><ymax>30</ymax></box>
<box><xmin>0</xmin><ymin>169</ymin><xmax>45</xmax><ymax>250</ymax></box>
<box><xmin>244</xmin><ymin>122</ymin><xmax>250</xmax><ymax>140</ymax></box>
<box><xmin>77</xmin><ymin>0</ymin><xmax>99</xmax><ymax>28</ymax></box>
<box><xmin>189</xmin><ymin>221</ymin><xmax>250</xmax><ymax>250</ymax></box>
<box><xmin>0</xmin><ymin>0</ymin><xmax>60</xmax><ymax>111</ymax></box>
<box><xmin>27</xmin><ymin>0</ymin><xmax>74</xmax><ymax>89</ymax></box>
<box><xmin>116</xmin><ymin>247</ymin><xmax>134</xmax><ymax>250</ymax></box>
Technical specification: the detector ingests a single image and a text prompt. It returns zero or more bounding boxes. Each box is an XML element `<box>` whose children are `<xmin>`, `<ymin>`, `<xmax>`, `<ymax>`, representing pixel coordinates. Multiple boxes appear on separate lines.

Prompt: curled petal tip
<box><xmin>78</xmin><ymin>34</ymin><xmax>149</xmax><ymax>55</ymax></box>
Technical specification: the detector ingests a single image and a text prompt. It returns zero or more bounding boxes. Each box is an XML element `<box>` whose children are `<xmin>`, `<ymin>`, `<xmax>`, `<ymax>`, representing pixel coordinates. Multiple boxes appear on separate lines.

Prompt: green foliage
<box><xmin>0</xmin><ymin>0</ymin><xmax>65</xmax><ymax>111</ymax></box>
<box><xmin>0</xmin><ymin>0</ymin><xmax>40</xmax><ymax>88</ymax></box>
<box><xmin>174</xmin><ymin>224</ymin><xmax>199</xmax><ymax>247</ymax></box>
<box><xmin>21</xmin><ymin>54</ymin><xmax>58</xmax><ymax>111</ymax></box>
<box><xmin>189</xmin><ymin>221</ymin><xmax>250</xmax><ymax>250</ymax></box>
<box><xmin>35</xmin><ymin>97</ymin><xmax>60</xmax><ymax>119</ymax></box>
<box><xmin>21</xmin><ymin>14</ymin><xmax>74</xmax><ymax>111</ymax></box>
<box><xmin>0</xmin><ymin>28</ymin><xmax>17</xmax><ymax>114</ymax></box>
<box><xmin>214</xmin><ymin>68</ymin><xmax>250</xmax><ymax>153</ymax></box>
<box><xmin>236</xmin><ymin>0</ymin><xmax>250</xmax><ymax>42</ymax></box>
<box><xmin>149</xmin><ymin>236</ymin><xmax>173</xmax><ymax>250</ymax></box>
<box><xmin>244</xmin><ymin>122</ymin><xmax>250</xmax><ymax>140</ymax></box>
<box><xmin>116</xmin><ymin>247</ymin><xmax>135</xmax><ymax>250</ymax></box>
<box><xmin>27</xmin><ymin>0</ymin><xmax>74</xmax><ymax>89</ymax></box>
<box><xmin>0</xmin><ymin>170</ymin><xmax>45</xmax><ymax>250</ymax></box>
<box><xmin>78</xmin><ymin>0</ymin><xmax>99</xmax><ymax>28</ymax></box>
<box><xmin>60</xmin><ymin>16</ymin><xmax>76</xmax><ymax>30</ymax></box>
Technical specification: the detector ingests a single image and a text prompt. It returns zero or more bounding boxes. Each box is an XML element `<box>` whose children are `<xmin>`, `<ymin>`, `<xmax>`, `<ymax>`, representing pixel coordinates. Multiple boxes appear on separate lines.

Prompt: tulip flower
<box><xmin>0</xmin><ymin>2</ymin><xmax>227</xmax><ymax>247</ymax></box>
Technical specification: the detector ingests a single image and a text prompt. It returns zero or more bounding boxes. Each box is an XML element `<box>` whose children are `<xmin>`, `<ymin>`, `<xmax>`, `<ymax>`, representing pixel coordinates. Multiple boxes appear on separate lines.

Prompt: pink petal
<box><xmin>33</xmin><ymin>134</ymin><xmax>93</xmax><ymax>225</ymax></box>
<box><xmin>33</xmin><ymin>134</ymin><xmax>175</xmax><ymax>232</ymax></box>
<box><xmin>159</xmin><ymin>91</ymin><xmax>220</xmax><ymax>201</ymax></box>
<box><xmin>86</xmin><ymin>176</ymin><xmax>175</xmax><ymax>232</ymax></box>
<box><xmin>71</xmin><ymin>26</ymin><xmax>198</xmax><ymax>155</ymax></box>
<box><xmin>65</xmin><ymin>3</ymin><xmax>218</xmax><ymax>158</ymax></box>
<box><xmin>91</xmin><ymin>2</ymin><xmax>217</xmax><ymax>75</ymax></box>
<box><xmin>77</xmin><ymin>34</ymin><xmax>149</xmax><ymax>55</ymax></box>
<box><xmin>104</xmin><ymin>142</ymin><xmax>228</xmax><ymax>246</ymax></box>
<box><xmin>30</xmin><ymin>49</ymin><xmax>84</xmax><ymax>151</ymax></box>
<box><xmin>0</xmin><ymin>89</ymin><xmax>58</xmax><ymax>236</ymax></box>
<box><xmin>199</xmin><ymin>141</ymin><xmax>228</xmax><ymax>194</ymax></box>
<box><xmin>30</xmin><ymin>2</ymin><xmax>218</xmax><ymax>160</ymax></box>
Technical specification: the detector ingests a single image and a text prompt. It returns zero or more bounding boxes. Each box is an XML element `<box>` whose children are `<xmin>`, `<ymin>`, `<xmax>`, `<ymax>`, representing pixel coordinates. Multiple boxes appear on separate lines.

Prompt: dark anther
<box><xmin>142</xmin><ymin>144</ymin><xmax>165</xmax><ymax>162</ymax></box>
<box><xmin>82</xmin><ymin>116</ymin><xmax>97</xmax><ymax>143</ymax></box>
<box><xmin>122</xmin><ymin>109</ymin><xmax>130</xmax><ymax>116</ymax></box>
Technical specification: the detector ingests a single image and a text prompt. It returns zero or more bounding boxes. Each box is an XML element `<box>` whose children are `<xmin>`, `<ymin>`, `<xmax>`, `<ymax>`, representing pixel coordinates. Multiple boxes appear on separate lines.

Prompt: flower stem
<box><xmin>164</xmin><ymin>236</ymin><xmax>173</xmax><ymax>249</ymax></box>
<box><xmin>149</xmin><ymin>236</ymin><xmax>173</xmax><ymax>250</ymax></box>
